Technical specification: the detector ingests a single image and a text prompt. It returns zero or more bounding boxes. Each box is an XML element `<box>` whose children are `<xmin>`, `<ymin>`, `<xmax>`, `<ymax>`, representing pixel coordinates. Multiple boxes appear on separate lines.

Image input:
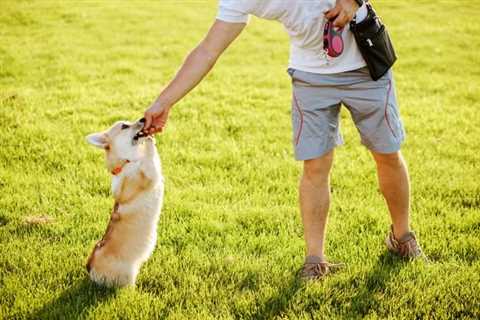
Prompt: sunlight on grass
<box><xmin>0</xmin><ymin>0</ymin><xmax>479</xmax><ymax>319</ymax></box>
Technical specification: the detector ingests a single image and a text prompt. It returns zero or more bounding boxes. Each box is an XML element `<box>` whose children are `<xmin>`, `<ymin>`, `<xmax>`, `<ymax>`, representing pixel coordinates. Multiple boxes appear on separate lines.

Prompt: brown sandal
<box><xmin>298</xmin><ymin>256</ymin><xmax>344</xmax><ymax>281</ymax></box>
<box><xmin>385</xmin><ymin>225</ymin><xmax>427</xmax><ymax>260</ymax></box>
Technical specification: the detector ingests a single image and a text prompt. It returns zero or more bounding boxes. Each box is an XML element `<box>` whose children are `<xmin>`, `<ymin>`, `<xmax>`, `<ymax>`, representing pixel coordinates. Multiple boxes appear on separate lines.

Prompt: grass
<box><xmin>0</xmin><ymin>0</ymin><xmax>479</xmax><ymax>319</ymax></box>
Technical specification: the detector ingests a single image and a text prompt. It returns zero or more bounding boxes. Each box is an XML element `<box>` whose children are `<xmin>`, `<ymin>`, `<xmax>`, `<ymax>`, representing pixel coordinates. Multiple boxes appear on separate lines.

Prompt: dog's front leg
<box><xmin>139</xmin><ymin>139</ymin><xmax>162</xmax><ymax>182</ymax></box>
<box><xmin>111</xmin><ymin>161</ymin><xmax>139</xmax><ymax>202</ymax></box>
<box><xmin>113</xmin><ymin>162</ymin><xmax>152</xmax><ymax>204</ymax></box>
<box><xmin>112</xmin><ymin>175</ymin><xmax>126</xmax><ymax>202</ymax></box>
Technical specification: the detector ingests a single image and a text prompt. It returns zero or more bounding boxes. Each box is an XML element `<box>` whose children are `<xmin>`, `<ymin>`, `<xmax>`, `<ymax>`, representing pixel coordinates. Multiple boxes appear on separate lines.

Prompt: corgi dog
<box><xmin>85</xmin><ymin>119</ymin><xmax>164</xmax><ymax>287</ymax></box>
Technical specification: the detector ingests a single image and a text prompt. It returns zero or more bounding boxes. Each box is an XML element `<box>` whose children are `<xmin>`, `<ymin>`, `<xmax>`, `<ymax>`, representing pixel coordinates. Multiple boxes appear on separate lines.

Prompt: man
<box><xmin>143</xmin><ymin>0</ymin><xmax>424</xmax><ymax>280</ymax></box>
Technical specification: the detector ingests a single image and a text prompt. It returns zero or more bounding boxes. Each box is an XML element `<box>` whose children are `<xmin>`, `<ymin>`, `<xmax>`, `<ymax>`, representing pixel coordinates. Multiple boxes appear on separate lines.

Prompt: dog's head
<box><xmin>86</xmin><ymin>118</ymin><xmax>153</xmax><ymax>171</ymax></box>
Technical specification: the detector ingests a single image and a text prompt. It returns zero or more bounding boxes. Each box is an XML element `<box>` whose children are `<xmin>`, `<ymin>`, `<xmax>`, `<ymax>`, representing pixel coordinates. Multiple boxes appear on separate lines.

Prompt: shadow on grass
<box><xmin>28</xmin><ymin>278</ymin><xmax>117</xmax><ymax>320</ymax></box>
<box><xmin>250</xmin><ymin>272</ymin><xmax>304</xmax><ymax>319</ymax></box>
<box><xmin>343</xmin><ymin>251</ymin><xmax>408</xmax><ymax>317</ymax></box>
<box><xmin>250</xmin><ymin>253</ymin><xmax>408</xmax><ymax>319</ymax></box>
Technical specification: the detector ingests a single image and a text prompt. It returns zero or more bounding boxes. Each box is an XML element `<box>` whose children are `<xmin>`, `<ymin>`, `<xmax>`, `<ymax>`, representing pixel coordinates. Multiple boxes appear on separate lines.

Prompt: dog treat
<box><xmin>132</xmin><ymin>118</ymin><xmax>150</xmax><ymax>144</ymax></box>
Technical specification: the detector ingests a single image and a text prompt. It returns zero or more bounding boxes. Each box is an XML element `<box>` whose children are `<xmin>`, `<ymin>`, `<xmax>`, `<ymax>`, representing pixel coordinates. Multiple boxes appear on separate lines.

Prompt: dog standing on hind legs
<box><xmin>85</xmin><ymin>119</ymin><xmax>164</xmax><ymax>287</ymax></box>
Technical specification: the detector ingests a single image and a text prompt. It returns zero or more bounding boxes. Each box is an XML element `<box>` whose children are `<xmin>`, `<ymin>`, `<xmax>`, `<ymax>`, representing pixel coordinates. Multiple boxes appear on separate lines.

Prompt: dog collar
<box><xmin>111</xmin><ymin>160</ymin><xmax>130</xmax><ymax>175</ymax></box>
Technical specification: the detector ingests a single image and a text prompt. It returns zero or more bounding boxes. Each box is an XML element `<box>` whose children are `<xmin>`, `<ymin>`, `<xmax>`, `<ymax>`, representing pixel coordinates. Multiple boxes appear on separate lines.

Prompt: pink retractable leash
<box><xmin>323</xmin><ymin>20</ymin><xmax>344</xmax><ymax>57</ymax></box>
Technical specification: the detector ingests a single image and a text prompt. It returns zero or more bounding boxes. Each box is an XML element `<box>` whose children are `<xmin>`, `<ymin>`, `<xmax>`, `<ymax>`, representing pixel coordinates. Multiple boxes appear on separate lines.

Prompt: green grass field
<box><xmin>1</xmin><ymin>0</ymin><xmax>479</xmax><ymax>319</ymax></box>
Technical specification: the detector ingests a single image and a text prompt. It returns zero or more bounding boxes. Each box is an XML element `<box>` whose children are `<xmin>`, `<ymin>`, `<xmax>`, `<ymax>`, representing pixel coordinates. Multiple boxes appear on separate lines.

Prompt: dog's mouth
<box><xmin>132</xmin><ymin>118</ymin><xmax>151</xmax><ymax>145</ymax></box>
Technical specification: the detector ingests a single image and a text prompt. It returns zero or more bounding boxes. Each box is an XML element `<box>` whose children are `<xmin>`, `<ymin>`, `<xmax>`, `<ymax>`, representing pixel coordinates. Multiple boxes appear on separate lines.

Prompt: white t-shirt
<box><xmin>217</xmin><ymin>0</ymin><xmax>367</xmax><ymax>74</ymax></box>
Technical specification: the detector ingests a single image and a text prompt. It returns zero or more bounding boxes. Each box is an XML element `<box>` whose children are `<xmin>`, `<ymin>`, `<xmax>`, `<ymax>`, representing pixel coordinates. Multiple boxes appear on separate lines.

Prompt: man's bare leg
<box><xmin>299</xmin><ymin>150</ymin><xmax>335</xmax><ymax>260</ymax></box>
<box><xmin>371</xmin><ymin>151</ymin><xmax>410</xmax><ymax>239</ymax></box>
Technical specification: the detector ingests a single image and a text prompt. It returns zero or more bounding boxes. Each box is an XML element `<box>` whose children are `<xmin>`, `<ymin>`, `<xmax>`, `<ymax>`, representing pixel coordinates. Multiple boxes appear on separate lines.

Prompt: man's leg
<box><xmin>300</xmin><ymin>150</ymin><xmax>334</xmax><ymax>260</ymax></box>
<box><xmin>371</xmin><ymin>150</ymin><xmax>410</xmax><ymax>239</ymax></box>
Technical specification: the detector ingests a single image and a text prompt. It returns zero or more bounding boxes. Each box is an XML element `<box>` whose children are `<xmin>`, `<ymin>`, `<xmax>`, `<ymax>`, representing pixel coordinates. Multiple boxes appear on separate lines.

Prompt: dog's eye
<box><xmin>121</xmin><ymin>124</ymin><xmax>130</xmax><ymax>130</ymax></box>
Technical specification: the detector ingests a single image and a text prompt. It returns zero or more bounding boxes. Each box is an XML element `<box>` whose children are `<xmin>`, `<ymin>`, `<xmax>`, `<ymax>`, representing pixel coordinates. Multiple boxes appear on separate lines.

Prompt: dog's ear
<box><xmin>86</xmin><ymin>132</ymin><xmax>108</xmax><ymax>149</ymax></box>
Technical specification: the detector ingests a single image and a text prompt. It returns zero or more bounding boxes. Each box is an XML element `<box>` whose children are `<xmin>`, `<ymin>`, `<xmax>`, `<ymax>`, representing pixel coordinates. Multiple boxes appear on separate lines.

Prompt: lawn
<box><xmin>0</xmin><ymin>0</ymin><xmax>479</xmax><ymax>319</ymax></box>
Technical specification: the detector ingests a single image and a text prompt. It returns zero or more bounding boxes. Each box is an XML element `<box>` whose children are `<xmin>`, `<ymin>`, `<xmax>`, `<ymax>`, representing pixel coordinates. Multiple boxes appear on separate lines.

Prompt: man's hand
<box><xmin>325</xmin><ymin>0</ymin><xmax>360</xmax><ymax>28</ymax></box>
<box><xmin>143</xmin><ymin>99</ymin><xmax>171</xmax><ymax>134</ymax></box>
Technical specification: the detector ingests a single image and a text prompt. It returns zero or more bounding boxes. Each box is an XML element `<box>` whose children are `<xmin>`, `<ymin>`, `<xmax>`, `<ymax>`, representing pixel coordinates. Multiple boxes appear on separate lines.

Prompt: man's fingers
<box><xmin>149</xmin><ymin>125</ymin><xmax>164</xmax><ymax>135</ymax></box>
<box><xmin>143</xmin><ymin>103</ymin><xmax>170</xmax><ymax>135</ymax></box>
<box><xmin>146</xmin><ymin>118</ymin><xmax>167</xmax><ymax>135</ymax></box>
<box><xmin>144</xmin><ymin>112</ymin><xmax>153</xmax><ymax>130</ymax></box>
<box><xmin>333</xmin><ymin>12</ymin><xmax>348</xmax><ymax>28</ymax></box>
<box><xmin>324</xmin><ymin>6</ymin><xmax>340</xmax><ymax>20</ymax></box>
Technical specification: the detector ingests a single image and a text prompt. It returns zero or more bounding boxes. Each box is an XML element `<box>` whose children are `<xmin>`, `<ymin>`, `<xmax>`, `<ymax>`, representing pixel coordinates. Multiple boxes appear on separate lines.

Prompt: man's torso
<box><xmin>217</xmin><ymin>0</ymin><xmax>367</xmax><ymax>74</ymax></box>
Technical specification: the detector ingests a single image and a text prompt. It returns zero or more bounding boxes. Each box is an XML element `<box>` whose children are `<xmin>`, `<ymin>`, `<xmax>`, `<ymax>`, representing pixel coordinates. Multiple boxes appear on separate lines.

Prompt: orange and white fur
<box><xmin>85</xmin><ymin>119</ymin><xmax>164</xmax><ymax>287</ymax></box>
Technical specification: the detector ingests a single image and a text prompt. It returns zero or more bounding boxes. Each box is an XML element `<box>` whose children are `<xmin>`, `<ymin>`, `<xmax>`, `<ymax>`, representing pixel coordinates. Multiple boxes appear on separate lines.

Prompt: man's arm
<box><xmin>144</xmin><ymin>20</ymin><xmax>246</xmax><ymax>133</ymax></box>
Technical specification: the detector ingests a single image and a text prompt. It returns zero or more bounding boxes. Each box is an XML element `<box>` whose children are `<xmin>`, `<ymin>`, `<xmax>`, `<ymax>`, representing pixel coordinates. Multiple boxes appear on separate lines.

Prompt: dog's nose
<box><xmin>138</xmin><ymin>117</ymin><xmax>146</xmax><ymax>124</ymax></box>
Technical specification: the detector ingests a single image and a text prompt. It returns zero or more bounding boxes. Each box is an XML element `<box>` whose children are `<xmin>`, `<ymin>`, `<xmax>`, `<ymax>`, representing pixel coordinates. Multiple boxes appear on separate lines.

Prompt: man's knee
<box><xmin>302</xmin><ymin>151</ymin><xmax>334</xmax><ymax>184</ymax></box>
<box><xmin>371</xmin><ymin>151</ymin><xmax>405</xmax><ymax>168</ymax></box>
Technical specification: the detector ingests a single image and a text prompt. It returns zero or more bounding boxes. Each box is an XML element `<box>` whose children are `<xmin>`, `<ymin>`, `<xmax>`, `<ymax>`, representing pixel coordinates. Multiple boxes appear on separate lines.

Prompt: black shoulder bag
<box><xmin>350</xmin><ymin>3</ymin><xmax>397</xmax><ymax>81</ymax></box>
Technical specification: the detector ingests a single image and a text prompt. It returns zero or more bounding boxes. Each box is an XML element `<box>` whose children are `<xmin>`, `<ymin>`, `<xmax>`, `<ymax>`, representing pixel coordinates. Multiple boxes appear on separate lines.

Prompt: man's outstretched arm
<box><xmin>144</xmin><ymin>20</ymin><xmax>246</xmax><ymax>133</ymax></box>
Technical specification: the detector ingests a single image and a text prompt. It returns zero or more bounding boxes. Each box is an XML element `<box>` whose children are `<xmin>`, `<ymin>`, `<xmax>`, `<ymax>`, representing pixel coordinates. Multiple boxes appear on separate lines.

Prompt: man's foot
<box><xmin>385</xmin><ymin>225</ymin><xmax>426</xmax><ymax>259</ymax></box>
<box><xmin>298</xmin><ymin>255</ymin><xmax>344</xmax><ymax>281</ymax></box>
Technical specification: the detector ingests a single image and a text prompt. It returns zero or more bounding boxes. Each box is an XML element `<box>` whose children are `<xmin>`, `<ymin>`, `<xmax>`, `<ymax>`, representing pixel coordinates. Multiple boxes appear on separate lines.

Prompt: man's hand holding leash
<box><xmin>325</xmin><ymin>0</ymin><xmax>361</xmax><ymax>28</ymax></box>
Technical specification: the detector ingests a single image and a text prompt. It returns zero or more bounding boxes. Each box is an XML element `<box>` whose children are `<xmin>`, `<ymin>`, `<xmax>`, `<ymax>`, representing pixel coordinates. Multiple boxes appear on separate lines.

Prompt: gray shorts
<box><xmin>289</xmin><ymin>67</ymin><xmax>405</xmax><ymax>161</ymax></box>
